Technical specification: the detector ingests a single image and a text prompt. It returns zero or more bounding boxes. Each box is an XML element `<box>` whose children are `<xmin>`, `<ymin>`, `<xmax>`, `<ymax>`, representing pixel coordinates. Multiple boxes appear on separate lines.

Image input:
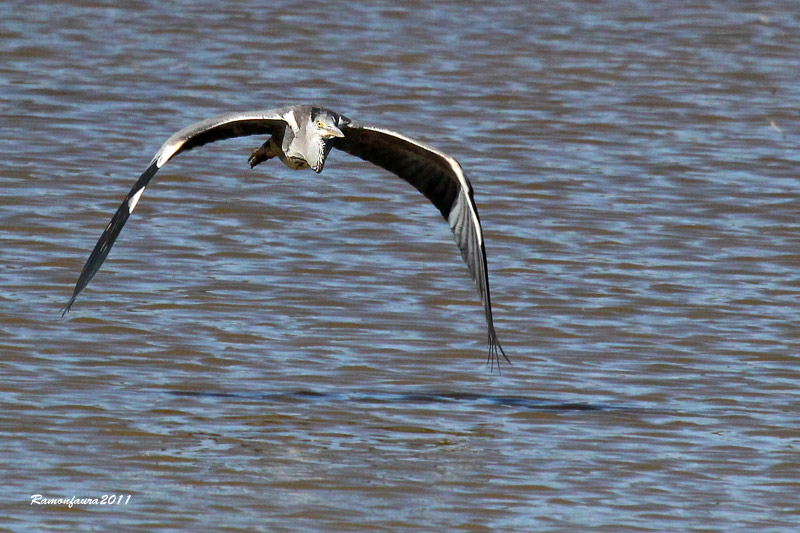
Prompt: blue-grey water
<box><xmin>2</xmin><ymin>0</ymin><xmax>799</xmax><ymax>530</ymax></box>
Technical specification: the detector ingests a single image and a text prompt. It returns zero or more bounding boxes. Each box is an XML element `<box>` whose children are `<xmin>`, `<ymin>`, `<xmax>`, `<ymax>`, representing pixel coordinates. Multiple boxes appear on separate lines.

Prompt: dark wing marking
<box><xmin>332</xmin><ymin>125</ymin><xmax>508</xmax><ymax>368</ymax></box>
<box><xmin>62</xmin><ymin>110</ymin><xmax>289</xmax><ymax>315</ymax></box>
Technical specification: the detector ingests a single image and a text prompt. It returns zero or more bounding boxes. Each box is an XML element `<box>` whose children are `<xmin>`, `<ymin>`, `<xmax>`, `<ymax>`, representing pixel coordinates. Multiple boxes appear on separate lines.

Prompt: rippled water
<box><xmin>2</xmin><ymin>0</ymin><xmax>799</xmax><ymax>530</ymax></box>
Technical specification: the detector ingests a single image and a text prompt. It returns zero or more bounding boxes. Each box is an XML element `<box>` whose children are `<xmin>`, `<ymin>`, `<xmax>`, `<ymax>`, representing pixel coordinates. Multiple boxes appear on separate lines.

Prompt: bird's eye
<box><xmin>316</xmin><ymin>120</ymin><xmax>325</xmax><ymax>128</ymax></box>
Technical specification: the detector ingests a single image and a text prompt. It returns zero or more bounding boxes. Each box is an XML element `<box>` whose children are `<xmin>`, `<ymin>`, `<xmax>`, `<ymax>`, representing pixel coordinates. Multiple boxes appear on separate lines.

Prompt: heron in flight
<box><xmin>63</xmin><ymin>104</ymin><xmax>509</xmax><ymax>367</ymax></box>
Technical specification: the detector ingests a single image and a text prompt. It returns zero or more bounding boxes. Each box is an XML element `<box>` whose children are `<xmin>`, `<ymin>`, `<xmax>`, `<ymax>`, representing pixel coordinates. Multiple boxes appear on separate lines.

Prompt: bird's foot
<box><xmin>248</xmin><ymin>142</ymin><xmax>276</xmax><ymax>168</ymax></box>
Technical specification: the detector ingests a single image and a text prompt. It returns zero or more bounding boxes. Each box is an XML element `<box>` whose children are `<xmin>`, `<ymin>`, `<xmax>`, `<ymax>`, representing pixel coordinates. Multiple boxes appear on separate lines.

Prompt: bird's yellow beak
<box><xmin>325</xmin><ymin>125</ymin><xmax>344</xmax><ymax>138</ymax></box>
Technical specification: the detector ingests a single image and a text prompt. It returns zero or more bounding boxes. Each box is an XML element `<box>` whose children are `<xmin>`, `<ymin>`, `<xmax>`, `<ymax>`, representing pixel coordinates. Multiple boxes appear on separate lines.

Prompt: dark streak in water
<box><xmin>167</xmin><ymin>389</ymin><xmax>626</xmax><ymax>411</ymax></box>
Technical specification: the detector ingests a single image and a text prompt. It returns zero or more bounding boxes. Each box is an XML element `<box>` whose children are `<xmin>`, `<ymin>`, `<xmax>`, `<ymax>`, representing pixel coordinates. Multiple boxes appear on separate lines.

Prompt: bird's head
<box><xmin>312</xmin><ymin>110</ymin><xmax>345</xmax><ymax>140</ymax></box>
<box><xmin>306</xmin><ymin>108</ymin><xmax>348</xmax><ymax>173</ymax></box>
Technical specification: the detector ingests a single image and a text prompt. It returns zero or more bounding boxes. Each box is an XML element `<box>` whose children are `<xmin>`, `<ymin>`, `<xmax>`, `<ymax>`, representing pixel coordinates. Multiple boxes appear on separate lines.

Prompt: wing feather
<box><xmin>333</xmin><ymin>125</ymin><xmax>508</xmax><ymax>367</ymax></box>
<box><xmin>62</xmin><ymin>109</ymin><xmax>289</xmax><ymax>314</ymax></box>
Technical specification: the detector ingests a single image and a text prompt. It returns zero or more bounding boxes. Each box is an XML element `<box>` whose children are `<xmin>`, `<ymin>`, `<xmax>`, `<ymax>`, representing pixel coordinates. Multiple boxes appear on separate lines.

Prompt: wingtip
<box><xmin>487</xmin><ymin>331</ymin><xmax>510</xmax><ymax>373</ymax></box>
<box><xmin>60</xmin><ymin>296</ymin><xmax>76</xmax><ymax>318</ymax></box>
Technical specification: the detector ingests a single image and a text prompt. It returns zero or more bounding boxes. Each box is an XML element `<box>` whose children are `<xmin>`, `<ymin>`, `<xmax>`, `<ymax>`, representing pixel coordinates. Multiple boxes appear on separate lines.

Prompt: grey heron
<box><xmin>62</xmin><ymin>104</ymin><xmax>509</xmax><ymax>368</ymax></box>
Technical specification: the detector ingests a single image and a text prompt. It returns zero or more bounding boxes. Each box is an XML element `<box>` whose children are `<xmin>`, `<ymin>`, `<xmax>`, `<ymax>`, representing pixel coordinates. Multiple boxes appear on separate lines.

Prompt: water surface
<box><xmin>2</xmin><ymin>0</ymin><xmax>799</xmax><ymax>530</ymax></box>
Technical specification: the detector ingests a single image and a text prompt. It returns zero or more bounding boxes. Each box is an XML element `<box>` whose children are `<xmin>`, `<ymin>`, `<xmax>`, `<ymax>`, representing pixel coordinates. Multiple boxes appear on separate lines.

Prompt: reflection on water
<box><xmin>169</xmin><ymin>389</ymin><xmax>613</xmax><ymax>411</ymax></box>
<box><xmin>2</xmin><ymin>0</ymin><xmax>799</xmax><ymax>530</ymax></box>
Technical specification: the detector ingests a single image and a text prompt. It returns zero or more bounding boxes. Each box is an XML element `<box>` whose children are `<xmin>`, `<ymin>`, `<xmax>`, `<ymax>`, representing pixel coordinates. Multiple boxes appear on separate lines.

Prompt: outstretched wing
<box><xmin>62</xmin><ymin>109</ymin><xmax>291</xmax><ymax>315</ymax></box>
<box><xmin>332</xmin><ymin>125</ymin><xmax>508</xmax><ymax>367</ymax></box>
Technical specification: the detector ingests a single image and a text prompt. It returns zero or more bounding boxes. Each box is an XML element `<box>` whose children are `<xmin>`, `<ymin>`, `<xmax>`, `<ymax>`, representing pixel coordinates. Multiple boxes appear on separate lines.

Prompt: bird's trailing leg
<box><xmin>248</xmin><ymin>138</ymin><xmax>278</xmax><ymax>168</ymax></box>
